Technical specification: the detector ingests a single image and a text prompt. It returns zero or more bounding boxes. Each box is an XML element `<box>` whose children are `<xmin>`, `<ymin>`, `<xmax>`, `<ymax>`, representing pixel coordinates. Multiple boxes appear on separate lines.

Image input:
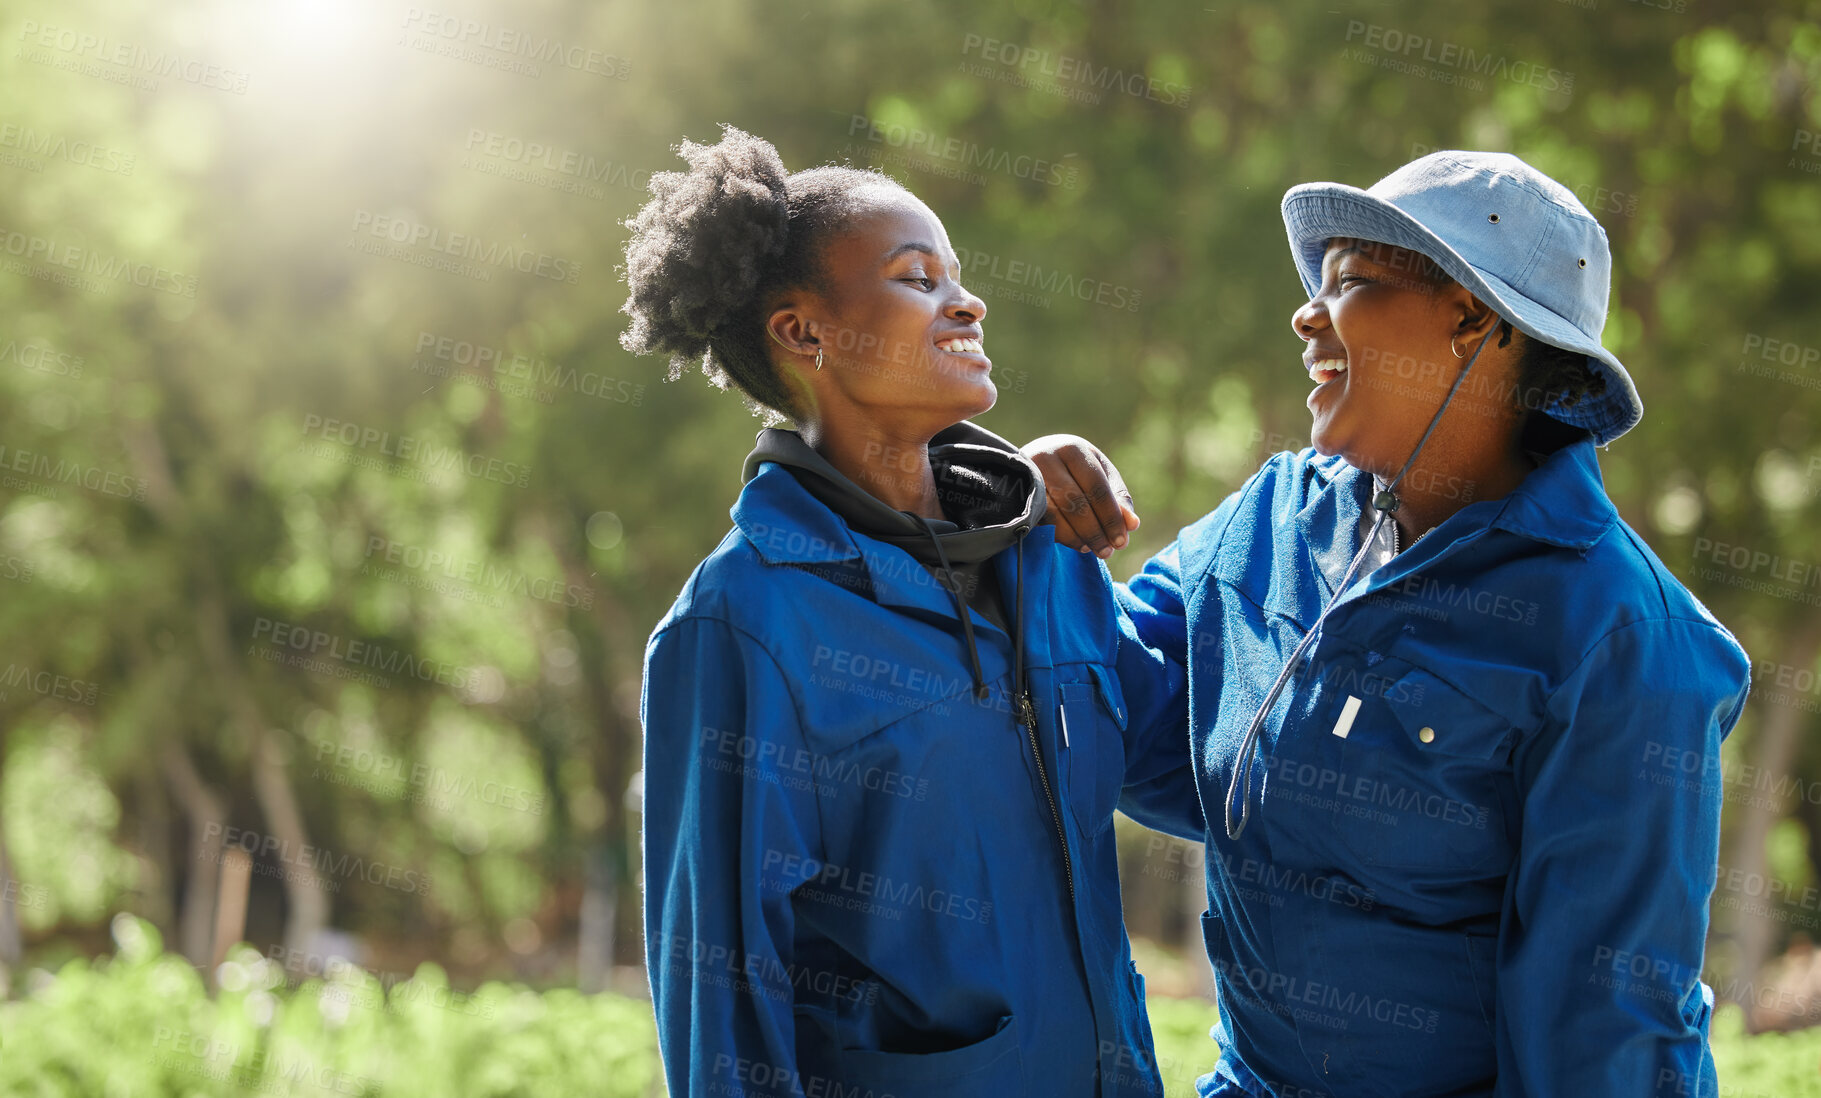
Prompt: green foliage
<box><xmin>1709</xmin><ymin>1004</ymin><xmax>1821</xmax><ymax>1098</ymax></box>
<box><xmin>1143</xmin><ymin>994</ymin><xmax>1224</xmax><ymax>1098</ymax></box>
<box><xmin>0</xmin><ymin>924</ymin><xmax>1808</xmax><ymax>1097</ymax></box>
<box><xmin>1142</xmin><ymin>994</ymin><xmax>1809</xmax><ymax>1098</ymax></box>
<box><xmin>1</xmin><ymin>720</ymin><xmax>136</xmax><ymax>931</ymax></box>
<box><xmin>0</xmin><ymin>0</ymin><xmax>1818</xmax><ymax>1071</ymax></box>
<box><xmin>0</xmin><ymin>919</ymin><xmax>662</xmax><ymax>1097</ymax></box>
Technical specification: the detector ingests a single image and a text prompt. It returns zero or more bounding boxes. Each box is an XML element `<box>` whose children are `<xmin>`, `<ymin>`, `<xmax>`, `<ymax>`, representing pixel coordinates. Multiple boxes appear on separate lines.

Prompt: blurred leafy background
<box><xmin>0</xmin><ymin>0</ymin><xmax>1818</xmax><ymax>1093</ymax></box>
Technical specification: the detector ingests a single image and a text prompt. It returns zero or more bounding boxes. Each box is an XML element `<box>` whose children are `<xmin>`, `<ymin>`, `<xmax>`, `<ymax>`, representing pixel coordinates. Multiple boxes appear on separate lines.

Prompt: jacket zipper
<box><xmin>1008</xmin><ymin>524</ymin><xmax>1076</xmax><ymax>907</ymax></box>
<box><xmin>1019</xmin><ymin>692</ymin><xmax>1075</xmax><ymax>905</ymax></box>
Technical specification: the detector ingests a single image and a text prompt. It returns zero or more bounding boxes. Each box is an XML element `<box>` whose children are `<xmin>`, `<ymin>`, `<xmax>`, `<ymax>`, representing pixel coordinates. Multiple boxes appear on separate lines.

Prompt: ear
<box><xmin>766</xmin><ymin>301</ymin><xmax>823</xmax><ymax>359</ymax></box>
<box><xmin>765</xmin><ymin>300</ymin><xmax>826</xmax><ymax>425</ymax></box>
<box><xmin>1455</xmin><ymin>293</ymin><xmax>1503</xmax><ymax>344</ymax></box>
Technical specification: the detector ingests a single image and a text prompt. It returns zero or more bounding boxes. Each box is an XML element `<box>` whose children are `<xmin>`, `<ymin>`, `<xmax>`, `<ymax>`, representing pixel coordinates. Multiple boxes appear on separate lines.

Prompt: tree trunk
<box><xmin>575</xmin><ymin>841</ymin><xmax>618</xmax><ymax>993</ymax></box>
<box><xmin>186</xmin><ymin>581</ymin><xmax>330</xmax><ymax>959</ymax></box>
<box><xmin>0</xmin><ymin>720</ymin><xmax>16</xmax><ymax>968</ymax></box>
<box><xmin>1182</xmin><ymin>840</ymin><xmax>1212</xmax><ymax>1000</ymax></box>
<box><xmin>1722</xmin><ymin>621</ymin><xmax>1821</xmax><ymax>1029</ymax></box>
<box><xmin>130</xmin><ymin>764</ymin><xmax>177</xmax><ymax>941</ymax></box>
<box><xmin>1793</xmin><ymin>789</ymin><xmax>1821</xmax><ymax>907</ymax></box>
<box><xmin>162</xmin><ymin>742</ymin><xmax>226</xmax><ymax>968</ymax></box>
<box><xmin>0</xmin><ymin>824</ymin><xmax>22</xmax><ymax>968</ymax></box>
<box><xmin>125</xmin><ymin>421</ymin><xmax>321</xmax><ymax>960</ymax></box>
<box><xmin>211</xmin><ymin>847</ymin><xmax>253</xmax><ymax>972</ymax></box>
<box><xmin>249</xmin><ymin>725</ymin><xmax>330</xmax><ymax>958</ymax></box>
<box><xmin>555</xmin><ymin>519</ymin><xmax>639</xmax><ymax>992</ymax></box>
<box><xmin>575</xmin><ymin>705</ymin><xmax>635</xmax><ymax>993</ymax></box>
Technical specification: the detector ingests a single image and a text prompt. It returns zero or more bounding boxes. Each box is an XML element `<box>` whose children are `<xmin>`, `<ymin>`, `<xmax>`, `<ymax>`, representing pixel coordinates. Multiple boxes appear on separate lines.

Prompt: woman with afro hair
<box><xmin>625</xmin><ymin>126</ymin><xmax>1188</xmax><ymax>1098</ymax></box>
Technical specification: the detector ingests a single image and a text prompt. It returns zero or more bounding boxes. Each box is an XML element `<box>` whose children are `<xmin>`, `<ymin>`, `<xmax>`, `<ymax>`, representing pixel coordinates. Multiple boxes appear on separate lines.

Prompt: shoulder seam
<box><xmin>651</xmin><ymin>612</ymin><xmax>829</xmax><ymax>861</ymax></box>
<box><xmin>1543</xmin><ymin>615</ymin><xmax>1744</xmax><ymax>713</ymax></box>
<box><xmin>1611</xmin><ymin>524</ymin><xmax>1675</xmax><ymax>618</ymax></box>
<box><xmin>649</xmin><ymin>613</ymin><xmax>812</xmax><ymax>746</ymax></box>
<box><xmin>1187</xmin><ymin>454</ymin><xmax>1295</xmax><ymax>591</ymax></box>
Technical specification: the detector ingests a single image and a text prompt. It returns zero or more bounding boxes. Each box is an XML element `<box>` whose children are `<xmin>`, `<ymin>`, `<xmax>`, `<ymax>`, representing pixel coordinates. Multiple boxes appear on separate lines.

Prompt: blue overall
<box><xmin>642</xmin><ymin>457</ymin><xmax>1186</xmax><ymax>1097</ymax></box>
<box><xmin>1115</xmin><ymin>438</ymin><xmax>1752</xmax><ymax>1097</ymax></box>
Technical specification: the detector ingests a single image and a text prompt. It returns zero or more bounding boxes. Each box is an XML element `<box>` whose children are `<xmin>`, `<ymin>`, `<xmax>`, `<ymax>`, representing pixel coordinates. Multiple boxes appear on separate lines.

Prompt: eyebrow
<box><xmin>883</xmin><ymin>241</ymin><xmax>941</xmax><ymax>265</ymax></box>
<box><xmin>1321</xmin><ymin>241</ymin><xmax>1371</xmax><ymax>278</ymax></box>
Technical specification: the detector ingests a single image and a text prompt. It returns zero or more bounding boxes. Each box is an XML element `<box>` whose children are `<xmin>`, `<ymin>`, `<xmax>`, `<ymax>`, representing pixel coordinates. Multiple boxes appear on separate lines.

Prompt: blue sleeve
<box><xmin>1112</xmin><ymin>536</ymin><xmax>1203</xmax><ymax>841</ymax></box>
<box><xmin>1495</xmin><ymin>618</ymin><xmax>1751</xmax><ymax>1098</ymax></box>
<box><xmin>641</xmin><ymin>614</ymin><xmax>824</xmax><ymax>1097</ymax></box>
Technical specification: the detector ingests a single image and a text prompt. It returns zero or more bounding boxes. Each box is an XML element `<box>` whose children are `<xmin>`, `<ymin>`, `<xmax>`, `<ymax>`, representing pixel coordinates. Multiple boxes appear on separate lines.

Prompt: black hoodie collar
<box><xmin>740</xmin><ymin>421</ymin><xmax>1046</xmax><ymax>567</ymax></box>
<box><xmin>741</xmin><ymin>420</ymin><xmax>1045</xmax><ymax>715</ymax></box>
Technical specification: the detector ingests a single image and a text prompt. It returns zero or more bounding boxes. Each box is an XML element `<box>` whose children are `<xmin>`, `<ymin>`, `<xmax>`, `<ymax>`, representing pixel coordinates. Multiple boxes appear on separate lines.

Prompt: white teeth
<box><xmin>1307</xmin><ymin>358</ymin><xmax>1348</xmax><ymax>382</ymax></box>
<box><xmin>938</xmin><ymin>337</ymin><xmax>985</xmax><ymax>355</ymax></box>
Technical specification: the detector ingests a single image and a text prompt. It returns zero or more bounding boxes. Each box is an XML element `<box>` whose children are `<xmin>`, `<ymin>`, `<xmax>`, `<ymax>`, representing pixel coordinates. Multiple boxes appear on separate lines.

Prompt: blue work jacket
<box><xmin>641</xmin><ymin>460</ymin><xmax>1185</xmax><ymax>1097</ymax></box>
<box><xmin>1116</xmin><ymin>438</ymin><xmax>1752</xmax><ymax>1098</ymax></box>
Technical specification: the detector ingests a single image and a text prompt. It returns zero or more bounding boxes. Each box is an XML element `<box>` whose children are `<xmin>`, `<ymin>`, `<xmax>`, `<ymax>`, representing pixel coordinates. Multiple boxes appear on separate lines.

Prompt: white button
<box><xmin>1331</xmin><ymin>695</ymin><xmax>1363</xmax><ymax>739</ymax></box>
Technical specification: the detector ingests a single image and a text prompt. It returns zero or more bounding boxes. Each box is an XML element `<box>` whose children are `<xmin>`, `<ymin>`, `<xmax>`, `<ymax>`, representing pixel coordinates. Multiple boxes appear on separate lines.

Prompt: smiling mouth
<box><xmin>1306</xmin><ymin>357</ymin><xmax>1348</xmax><ymax>385</ymax></box>
<box><xmin>936</xmin><ymin>336</ymin><xmax>986</xmax><ymax>356</ymax></box>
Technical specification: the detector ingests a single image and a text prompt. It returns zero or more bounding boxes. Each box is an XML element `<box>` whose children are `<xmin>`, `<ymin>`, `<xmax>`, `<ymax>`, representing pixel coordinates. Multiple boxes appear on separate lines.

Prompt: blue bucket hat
<box><xmin>1280</xmin><ymin>150</ymin><xmax>1642</xmax><ymax>445</ymax></box>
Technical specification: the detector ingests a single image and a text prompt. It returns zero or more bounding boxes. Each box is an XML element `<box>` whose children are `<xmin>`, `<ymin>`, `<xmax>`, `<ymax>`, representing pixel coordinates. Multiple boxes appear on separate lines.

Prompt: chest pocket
<box><xmin>1332</xmin><ymin>666</ymin><xmax>1514</xmax><ymax>872</ymax></box>
<box><xmin>1059</xmin><ymin>664</ymin><xmax>1129</xmax><ymax>839</ymax></box>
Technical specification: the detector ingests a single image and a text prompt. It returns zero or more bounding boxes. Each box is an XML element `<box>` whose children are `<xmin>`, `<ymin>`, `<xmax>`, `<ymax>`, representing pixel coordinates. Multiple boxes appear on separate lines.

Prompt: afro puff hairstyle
<box><xmin>619</xmin><ymin>124</ymin><xmax>905</xmax><ymax>423</ymax></box>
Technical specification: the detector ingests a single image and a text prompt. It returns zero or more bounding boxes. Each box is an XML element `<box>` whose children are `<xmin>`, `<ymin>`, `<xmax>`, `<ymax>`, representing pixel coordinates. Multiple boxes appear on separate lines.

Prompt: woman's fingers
<box><xmin>1092</xmin><ymin>447</ymin><xmax>1141</xmax><ymax>540</ymax></box>
<box><xmin>1057</xmin><ymin>445</ymin><xmax>1132</xmax><ymax>556</ymax></box>
<box><xmin>1022</xmin><ymin>435</ymin><xmax>1141</xmax><ymax>557</ymax></box>
<box><xmin>1023</xmin><ymin>436</ymin><xmax>1099</xmax><ymax>550</ymax></box>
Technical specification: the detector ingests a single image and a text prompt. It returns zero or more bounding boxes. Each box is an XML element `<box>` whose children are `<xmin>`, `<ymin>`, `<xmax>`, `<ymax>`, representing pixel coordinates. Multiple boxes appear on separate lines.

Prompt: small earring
<box><xmin>1450</xmin><ymin>336</ymin><xmax>1466</xmax><ymax>360</ymax></box>
<box><xmin>814</xmin><ymin>346</ymin><xmax>823</xmax><ymax>372</ymax></box>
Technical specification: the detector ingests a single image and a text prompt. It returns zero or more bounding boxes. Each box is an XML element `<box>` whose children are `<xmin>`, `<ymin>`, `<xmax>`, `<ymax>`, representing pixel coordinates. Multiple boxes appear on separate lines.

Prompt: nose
<box><xmin>947</xmin><ymin>283</ymin><xmax>987</xmax><ymax>325</ymax></box>
<box><xmin>1291</xmin><ymin>295</ymin><xmax>1327</xmax><ymax>341</ymax></box>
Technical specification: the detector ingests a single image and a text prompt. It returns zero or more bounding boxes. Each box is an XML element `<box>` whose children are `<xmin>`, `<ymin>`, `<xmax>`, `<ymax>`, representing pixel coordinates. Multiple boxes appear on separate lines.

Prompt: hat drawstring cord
<box><xmin>1222</xmin><ymin>327</ymin><xmax>1495</xmax><ymax>840</ymax></box>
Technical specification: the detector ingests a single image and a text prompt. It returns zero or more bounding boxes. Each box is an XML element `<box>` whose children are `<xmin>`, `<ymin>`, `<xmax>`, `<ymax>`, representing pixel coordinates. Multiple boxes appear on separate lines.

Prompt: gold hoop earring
<box><xmin>1450</xmin><ymin>336</ymin><xmax>1466</xmax><ymax>360</ymax></box>
<box><xmin>814</xmin><ymin>346</ymin><xmax>823</xmax><ymax>372</ymax></box>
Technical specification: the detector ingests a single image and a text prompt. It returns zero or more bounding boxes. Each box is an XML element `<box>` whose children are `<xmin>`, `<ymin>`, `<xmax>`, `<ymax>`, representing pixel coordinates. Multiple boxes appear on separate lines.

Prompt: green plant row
<box><xmin>3</xmin><ymin>919</ymin><xmax>1816</xmax><ymax>1097</ymax></box>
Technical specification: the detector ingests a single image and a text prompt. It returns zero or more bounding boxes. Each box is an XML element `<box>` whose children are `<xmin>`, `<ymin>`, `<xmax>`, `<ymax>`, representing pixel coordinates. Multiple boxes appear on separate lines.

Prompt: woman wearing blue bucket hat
<box><xmin>1029</xmin><ymin>151</ymin><xmax>1753</xmax><ymax>1096</ymax></box>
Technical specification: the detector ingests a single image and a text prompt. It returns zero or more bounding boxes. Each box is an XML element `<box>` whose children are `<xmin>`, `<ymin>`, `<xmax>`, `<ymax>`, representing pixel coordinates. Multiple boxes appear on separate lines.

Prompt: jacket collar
<box><xmin>733</xmin><ymin>461</ymin><xmax>863</xmax><ymax>567</ymax></box>
<box><xmin>731</xmin><ymin>461</ymin><xmax>988</xmax><ymax>625</ymax></box>
<box><xmin>1297</xmin><ymin>457</ymin><xmax>1369</xmax><ymax>600</ymax></box>
<box><xmin>1295</xmin><ymin>437</ymin><xmax>1617</xmax><ymax>596</ymax></box>
<box><xmin>1487</xmin><ymin>436</ymin><xmax>1618</xmax><ymax>549</ymax></box>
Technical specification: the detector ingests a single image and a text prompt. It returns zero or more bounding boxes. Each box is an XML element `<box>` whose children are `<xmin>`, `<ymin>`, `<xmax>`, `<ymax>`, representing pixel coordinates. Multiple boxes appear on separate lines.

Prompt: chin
<box><xmin>956</xmin><ymin>379</ymin><xmax>997</xmax><ymax>419</ymax></box>
<box><xmin>1308</xmin><ymin>420</ymin><xmax>1342</xmax><ymax>458</ymax></box>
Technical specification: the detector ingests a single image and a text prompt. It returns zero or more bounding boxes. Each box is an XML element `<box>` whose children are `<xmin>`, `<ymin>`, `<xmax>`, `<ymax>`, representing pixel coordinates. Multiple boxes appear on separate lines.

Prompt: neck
<box><xmin>798</xmin><ymin>419</ymin><xmax>945</xmax><ymax>520</ymax></box>
<box><xmin>1379</xmin><ymin>443</ymin><xmax>1537</xmax><ymax>547</ymax></box>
